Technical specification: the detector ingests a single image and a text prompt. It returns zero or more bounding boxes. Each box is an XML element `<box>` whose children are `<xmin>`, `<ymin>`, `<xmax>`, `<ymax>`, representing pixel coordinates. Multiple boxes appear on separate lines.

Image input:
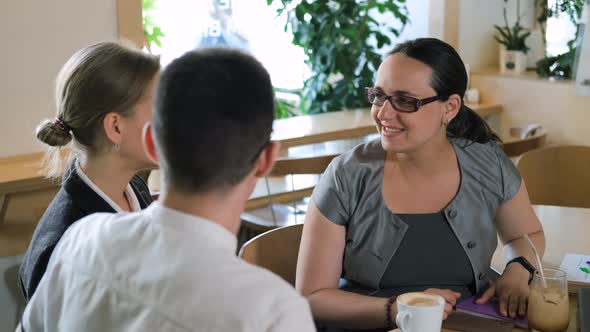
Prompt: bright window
<box><xmin>146</xmin><ymin>0</ymin><xmax>307</xmax><ymax>90</ymax></box>
<box><xmin>545</xmin><ymin>0</ymin><xmax>579</xmax><ymax>56</ymax></box>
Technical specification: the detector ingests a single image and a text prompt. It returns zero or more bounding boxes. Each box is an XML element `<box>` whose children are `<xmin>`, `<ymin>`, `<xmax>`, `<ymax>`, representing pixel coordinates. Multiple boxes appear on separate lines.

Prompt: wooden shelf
<box><xmin>0</xmin><ymin>152</ymin><xmax>54</xmax><ymax>195</ymax></box>
<box><xmin>272</xmin><ymin>105</ymin><xmax>502</xmax><ymax>148</ymax></box>
<box><xmin>472</xmin><ymin>67</ymin><xmax>574</xmax><ymax>85</ymax></box>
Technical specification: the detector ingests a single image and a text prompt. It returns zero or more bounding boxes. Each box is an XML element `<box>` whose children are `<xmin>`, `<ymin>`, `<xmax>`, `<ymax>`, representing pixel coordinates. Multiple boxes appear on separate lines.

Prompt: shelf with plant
<box><xmin>494</xmin><ymin>23</ymin><xmax>531</xmax><ymax>54</ymax></box>
<box><xmin>494</xmin><ymin>0</ymin><xmax>531</xmax><ymax>74</ymax></box>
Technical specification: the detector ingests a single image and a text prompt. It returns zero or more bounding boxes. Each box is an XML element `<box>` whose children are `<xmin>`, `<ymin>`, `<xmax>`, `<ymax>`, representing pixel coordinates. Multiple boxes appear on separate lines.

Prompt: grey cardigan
<box><xmin>312</xmin><ymin>138</ymin><xmax>521</xmax><ymax>294</ymax></box>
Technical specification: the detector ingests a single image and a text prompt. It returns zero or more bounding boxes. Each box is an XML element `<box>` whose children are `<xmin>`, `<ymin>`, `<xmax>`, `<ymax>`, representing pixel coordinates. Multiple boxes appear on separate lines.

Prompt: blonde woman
<box><xmin>20</xmin><ymin>42</ymin><xmax>160</xmax><ymax>301</ymax></box>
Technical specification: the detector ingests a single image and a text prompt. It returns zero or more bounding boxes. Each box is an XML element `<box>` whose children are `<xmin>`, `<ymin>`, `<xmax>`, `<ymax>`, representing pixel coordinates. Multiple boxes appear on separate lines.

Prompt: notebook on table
<box><xmin>559</xmin><ymin>254</ymin><xmax>590</xmax><ymax>293</ymax></box>
<box><xmin>455</xmin><ymin>295</ymin><xmax>528</xmax><ymax>329</ymax></box>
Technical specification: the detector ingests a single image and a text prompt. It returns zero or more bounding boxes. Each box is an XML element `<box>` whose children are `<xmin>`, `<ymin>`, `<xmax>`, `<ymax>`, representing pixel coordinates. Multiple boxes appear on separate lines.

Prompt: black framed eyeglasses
<box><xmin>365</xmin><ymin>87</ymin><xmax>444</xmax><ymax>113</ymax></box>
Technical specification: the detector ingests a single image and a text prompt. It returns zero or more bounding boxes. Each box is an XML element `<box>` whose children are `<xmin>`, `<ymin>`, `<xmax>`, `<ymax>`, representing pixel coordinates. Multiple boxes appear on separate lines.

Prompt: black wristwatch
<box><xmin>506</xmin><ymin>256</ymin><xmax>536</xmax><ymax>284</ymax></box>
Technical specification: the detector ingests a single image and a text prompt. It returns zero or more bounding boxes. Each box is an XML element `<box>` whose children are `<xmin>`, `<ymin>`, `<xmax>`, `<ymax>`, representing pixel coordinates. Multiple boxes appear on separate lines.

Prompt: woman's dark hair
<box><xmin>389</xmin><ymin>38</ymin><xmax>500</xmax><ymax>144</ymax></box>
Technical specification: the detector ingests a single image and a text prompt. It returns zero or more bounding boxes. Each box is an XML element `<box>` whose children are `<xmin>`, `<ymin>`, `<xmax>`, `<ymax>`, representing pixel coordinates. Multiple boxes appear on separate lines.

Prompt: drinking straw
<box><xmin>522</xmin><ymin>233</ymin><xmax>547</xmax><ymax>288</ymax></box>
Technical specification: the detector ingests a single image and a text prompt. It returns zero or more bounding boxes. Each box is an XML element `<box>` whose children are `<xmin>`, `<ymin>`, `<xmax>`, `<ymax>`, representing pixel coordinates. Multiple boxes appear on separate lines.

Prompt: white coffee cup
<box><xmin>395</xmin><ymin>292</ymin><xmax>445</xmax><ymax>332</ymax></box>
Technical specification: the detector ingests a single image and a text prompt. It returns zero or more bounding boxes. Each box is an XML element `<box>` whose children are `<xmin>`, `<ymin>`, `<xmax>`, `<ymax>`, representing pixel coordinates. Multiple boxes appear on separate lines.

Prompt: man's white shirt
<box><xmin>21</xmin><ymin>202</ymin><xmax>316</xmax><ymax>331</ymax></box>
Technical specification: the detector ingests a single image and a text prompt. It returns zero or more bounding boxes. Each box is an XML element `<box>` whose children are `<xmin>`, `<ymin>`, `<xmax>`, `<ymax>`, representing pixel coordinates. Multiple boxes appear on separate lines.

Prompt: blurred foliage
<box><xmin>142</xmin><ymin>0</ymin><xmax>165</xmax><ymax>52</ymax></box>
<box><xmin>267</xmin><ymin>0</ymin><xmax>409</xmax><ymax>114</ymax></box>
<box><xmin>535</xmin><ymin>0</ymin><xmax>587</xmax><ymax>79</ymax></box>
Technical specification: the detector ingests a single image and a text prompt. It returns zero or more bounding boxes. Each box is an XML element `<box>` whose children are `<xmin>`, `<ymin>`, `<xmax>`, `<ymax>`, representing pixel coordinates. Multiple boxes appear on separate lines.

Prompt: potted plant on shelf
<box><xmin>494</xmin><ymin>2</ymin><xmax>531</xmax><ymax>74</ymax></box>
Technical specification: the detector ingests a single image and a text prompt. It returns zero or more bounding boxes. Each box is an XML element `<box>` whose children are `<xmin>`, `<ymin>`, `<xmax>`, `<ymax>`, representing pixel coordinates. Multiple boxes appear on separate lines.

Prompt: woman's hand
<box><xmin>476</xmin><ymin>264</ymin><xmax>531</xmax><ymax>318</ymax></box>
<box><xmin>424</xmin><ymin>288</ymin><xmax>461</xmax><ymax>319</ymax></box>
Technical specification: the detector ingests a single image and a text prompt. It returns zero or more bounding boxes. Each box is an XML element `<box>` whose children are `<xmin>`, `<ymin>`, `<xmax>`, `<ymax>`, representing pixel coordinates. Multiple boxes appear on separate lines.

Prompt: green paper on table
<box><xmin>559</xmin><ymin>254</ymin><xmax>590</xmax><ymax>283</ymax></box>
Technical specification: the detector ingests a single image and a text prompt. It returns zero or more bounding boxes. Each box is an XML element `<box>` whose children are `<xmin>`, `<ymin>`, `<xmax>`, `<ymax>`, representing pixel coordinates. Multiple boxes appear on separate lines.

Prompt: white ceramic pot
<box><xmin>499</xmin><ymin>49</ymin><xmax>527</xmax><ymax>74</ymax></box>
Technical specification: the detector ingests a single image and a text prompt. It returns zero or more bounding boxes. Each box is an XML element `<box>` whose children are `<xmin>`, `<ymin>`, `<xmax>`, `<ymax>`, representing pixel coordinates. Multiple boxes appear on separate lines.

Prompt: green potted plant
<box><xmin>494</xmin><ymin>1</ymin><xmax>531</xmax><ymax>74</ymax></box>
<box><xmin>266</xmin><ymin>0</ymin><xmax>409</xmax><ymax>114</ymax></box>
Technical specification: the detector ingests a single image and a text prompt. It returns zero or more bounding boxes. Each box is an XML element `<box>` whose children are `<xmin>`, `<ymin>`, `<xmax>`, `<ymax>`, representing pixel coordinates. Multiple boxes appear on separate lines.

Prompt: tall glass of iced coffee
<box><xmin>527</xmin><ymin>268</ymin><xmax>569</xmax><ymax>332</ymax></box>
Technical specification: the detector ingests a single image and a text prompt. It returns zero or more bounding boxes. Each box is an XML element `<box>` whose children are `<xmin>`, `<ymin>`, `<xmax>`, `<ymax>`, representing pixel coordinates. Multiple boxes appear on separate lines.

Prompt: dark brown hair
<box><xmin>389</xmin><ymin>38</ymin><xmax>500</xmax><ymax>144</ymax></box>
<box><xmin>36</xmin><ymin>42</ymin><xmax>160</xmax><ymax>178</ymax></box>
<box><xmin>153</xmin><ymin>48</ymin><xmax>274</xmax><ymax>193</ymax></box>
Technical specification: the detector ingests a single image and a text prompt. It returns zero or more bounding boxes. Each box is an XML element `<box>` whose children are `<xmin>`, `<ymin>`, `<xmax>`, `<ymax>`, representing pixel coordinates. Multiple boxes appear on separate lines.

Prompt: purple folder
<box><xmin>456</xmin><ymin>296</ymin><xmax>528</xmax><ymax>329</ymax></box>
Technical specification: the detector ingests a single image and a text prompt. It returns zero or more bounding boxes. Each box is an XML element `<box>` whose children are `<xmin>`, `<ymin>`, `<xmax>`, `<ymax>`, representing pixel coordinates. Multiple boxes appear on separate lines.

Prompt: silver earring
<box><xmin>113</xmin><ymin>143</ymin><xmax>120</xmax><ymax>152</ymax></box>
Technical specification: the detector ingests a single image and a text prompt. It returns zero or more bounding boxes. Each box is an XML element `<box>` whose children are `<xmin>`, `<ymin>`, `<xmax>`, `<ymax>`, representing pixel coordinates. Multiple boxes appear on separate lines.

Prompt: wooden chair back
<box><xmin>238</xmin><ymin>224</ymin><xmax>304</xmax><ymax>286</ymax></box>
<box><xmin>517</xmin><ymin>145</ymin><xmax>590</xmax><ymax>208</ymax></box>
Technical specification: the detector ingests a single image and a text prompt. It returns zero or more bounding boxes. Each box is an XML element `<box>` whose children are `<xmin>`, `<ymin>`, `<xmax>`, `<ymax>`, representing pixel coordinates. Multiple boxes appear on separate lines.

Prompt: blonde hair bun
<box><xmin>36</xmin><ymin>119</ymin><xmax>73</xmax><ymax>147</ymax></box>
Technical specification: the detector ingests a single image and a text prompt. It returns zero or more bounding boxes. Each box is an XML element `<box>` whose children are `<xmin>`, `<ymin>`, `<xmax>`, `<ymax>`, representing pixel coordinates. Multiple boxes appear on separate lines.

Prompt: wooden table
<box><xmin>272</xmin><ymin>103</ymin><xmax>503</xmax><ymax>148</ymax></box>
<box><xmin>277</xmin><ymin>128</ymin><xmax>545</xmax><ymax>160</ymax></box>
<box><xmin>0</xmin><ymin>104</ymin><xmax>502</xmax><ymax>209</ymax></box>
<box><xmin>0</xmin><ymin>153</ymin><xmax>48</xmax><ymax>193</ymax></box>
<box><xmin>444</xmin><ymin>296</ymin><xmax>579</xmax><ymax>332</ymax></box>
<box><xmin>0</xmin><ymin>153</ymin><xmax>57</xmax><ymax>224</ymax></box>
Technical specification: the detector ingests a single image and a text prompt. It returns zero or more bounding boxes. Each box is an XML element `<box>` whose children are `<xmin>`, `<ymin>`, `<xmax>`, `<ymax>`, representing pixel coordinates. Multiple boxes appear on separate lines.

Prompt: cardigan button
<box><xmin>478</xmin><ymin>273</ymin><xmax>486</xmax><ymax>280</ymax></box>
<box><xmin>467</xmin><ymin>241</ymin><xmax>477</xmax><ymax>249</ymax></box>
<box><xmin>448</xmin><ymin>209</ymin><xmax>457</xmax><ymax>219</ymax></box>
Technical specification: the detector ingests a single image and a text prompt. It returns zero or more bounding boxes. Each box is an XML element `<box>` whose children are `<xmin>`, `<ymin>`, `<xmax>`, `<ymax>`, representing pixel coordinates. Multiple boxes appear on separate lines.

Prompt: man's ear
<box><xmin>254</xmin><ymin>141</ymin><xmax>280</xmax><ymax>177</ymax></box>
<box><xmin>142</xmin><ymin>122</ymin><xmax>159</xmax><ymax>166</ymax></box>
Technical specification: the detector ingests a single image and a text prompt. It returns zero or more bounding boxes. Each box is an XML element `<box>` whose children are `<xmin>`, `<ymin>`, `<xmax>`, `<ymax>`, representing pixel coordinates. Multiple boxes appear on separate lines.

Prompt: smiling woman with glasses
<box><xmin>296</xmin><ymin>38</ymin><xmax>546</xmax><ymax>331</ymax></box>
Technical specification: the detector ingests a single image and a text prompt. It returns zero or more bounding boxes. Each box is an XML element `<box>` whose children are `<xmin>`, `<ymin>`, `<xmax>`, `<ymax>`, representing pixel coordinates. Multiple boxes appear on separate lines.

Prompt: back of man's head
<box><xmin>153</xmin><ymin>48</ymin><xmax>274</xmax><ymax>193</ymax></box>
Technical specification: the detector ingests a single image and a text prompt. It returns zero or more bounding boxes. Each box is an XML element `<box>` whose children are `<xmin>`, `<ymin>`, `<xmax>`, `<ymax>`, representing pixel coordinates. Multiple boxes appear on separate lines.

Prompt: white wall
<box><xmin>395</xmin><ymin>0</ymin><xmax>431</xmax><ymax>43</ymax></box>
<box><xmin>371</xmin><ymin>0</ymin><xmax>430</xmax><ymax>54</ymax></box>
<box><xmin>456</xmin><ymin>0</ymin><xmax>540</xmax><ymax>70</ymax></box>
<box><xmin>0</xmin><ymin>0</ymin><xmax>117</xmax><ymax>157</ymax></box>
<box><xmin>472</xmin><ymin>74</ymin><xmax>590</xmax><ymax>146</ymax></box>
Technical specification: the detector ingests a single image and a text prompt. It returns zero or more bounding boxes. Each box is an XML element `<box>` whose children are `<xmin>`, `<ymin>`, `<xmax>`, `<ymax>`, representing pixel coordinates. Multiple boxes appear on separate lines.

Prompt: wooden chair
<box><xmin>239</xmin><ymin>135</ymin><xmax>376</xmax><ymax>246</ymax></box>
<box><xmin>516</xmin><ymin>145</ymin><xmax>590</xmax><ymax>208</ymax></box>
<box><xmin>240</xmin><ymin>154</ymin><xmax>336</xmax><ymax>231</ymax></box>
<box><xmin>270</xmin><ymin>154</ymin><xmax>337</xmax><ymax>177</ymax></box>
<box><xmin>502</xmin><ymin>127</ymin><xmax>547</xmax><ymax>157</ymax></box>
<box><xmin>238</xmin><ymin>154</ymin><xmax>335</xmax><ymax>248</ymax></box>
<box><xmin>238</xmin><ymin>224</ymin><xmax>303</xmax><ymax>286</ymax></box>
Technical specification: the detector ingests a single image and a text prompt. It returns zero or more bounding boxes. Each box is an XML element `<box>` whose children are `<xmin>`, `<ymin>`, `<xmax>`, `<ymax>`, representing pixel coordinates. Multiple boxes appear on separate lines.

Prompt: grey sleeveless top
<box><xmin>311</xmin><ymin>138</ymin><xmax>521</xmax><ymax>294</ymax></box>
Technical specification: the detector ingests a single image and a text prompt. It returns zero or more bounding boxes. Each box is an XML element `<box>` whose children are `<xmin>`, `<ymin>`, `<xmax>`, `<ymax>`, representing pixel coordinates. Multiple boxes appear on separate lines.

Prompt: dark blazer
<box><xmin>19</xmin><ymin>161</ymin><xmax>153</xmax><ymax>301</ymax></box>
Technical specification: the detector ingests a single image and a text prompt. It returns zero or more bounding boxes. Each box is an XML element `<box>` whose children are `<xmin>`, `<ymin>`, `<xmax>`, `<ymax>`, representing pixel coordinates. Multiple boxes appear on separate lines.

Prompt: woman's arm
<box><xmin>297</xmin><ymin>202</ymin><xmax>457</xmax><ymax>329</ymax></box>
<box><xmin>477</xmin><ymin>181</ymin><xmax>546</xmax><ymax>317</ymax></box>
<box><xmin>496</xmin><ymin>181</ymin><xmax>545</xmax><ymax>266</ymax></box>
